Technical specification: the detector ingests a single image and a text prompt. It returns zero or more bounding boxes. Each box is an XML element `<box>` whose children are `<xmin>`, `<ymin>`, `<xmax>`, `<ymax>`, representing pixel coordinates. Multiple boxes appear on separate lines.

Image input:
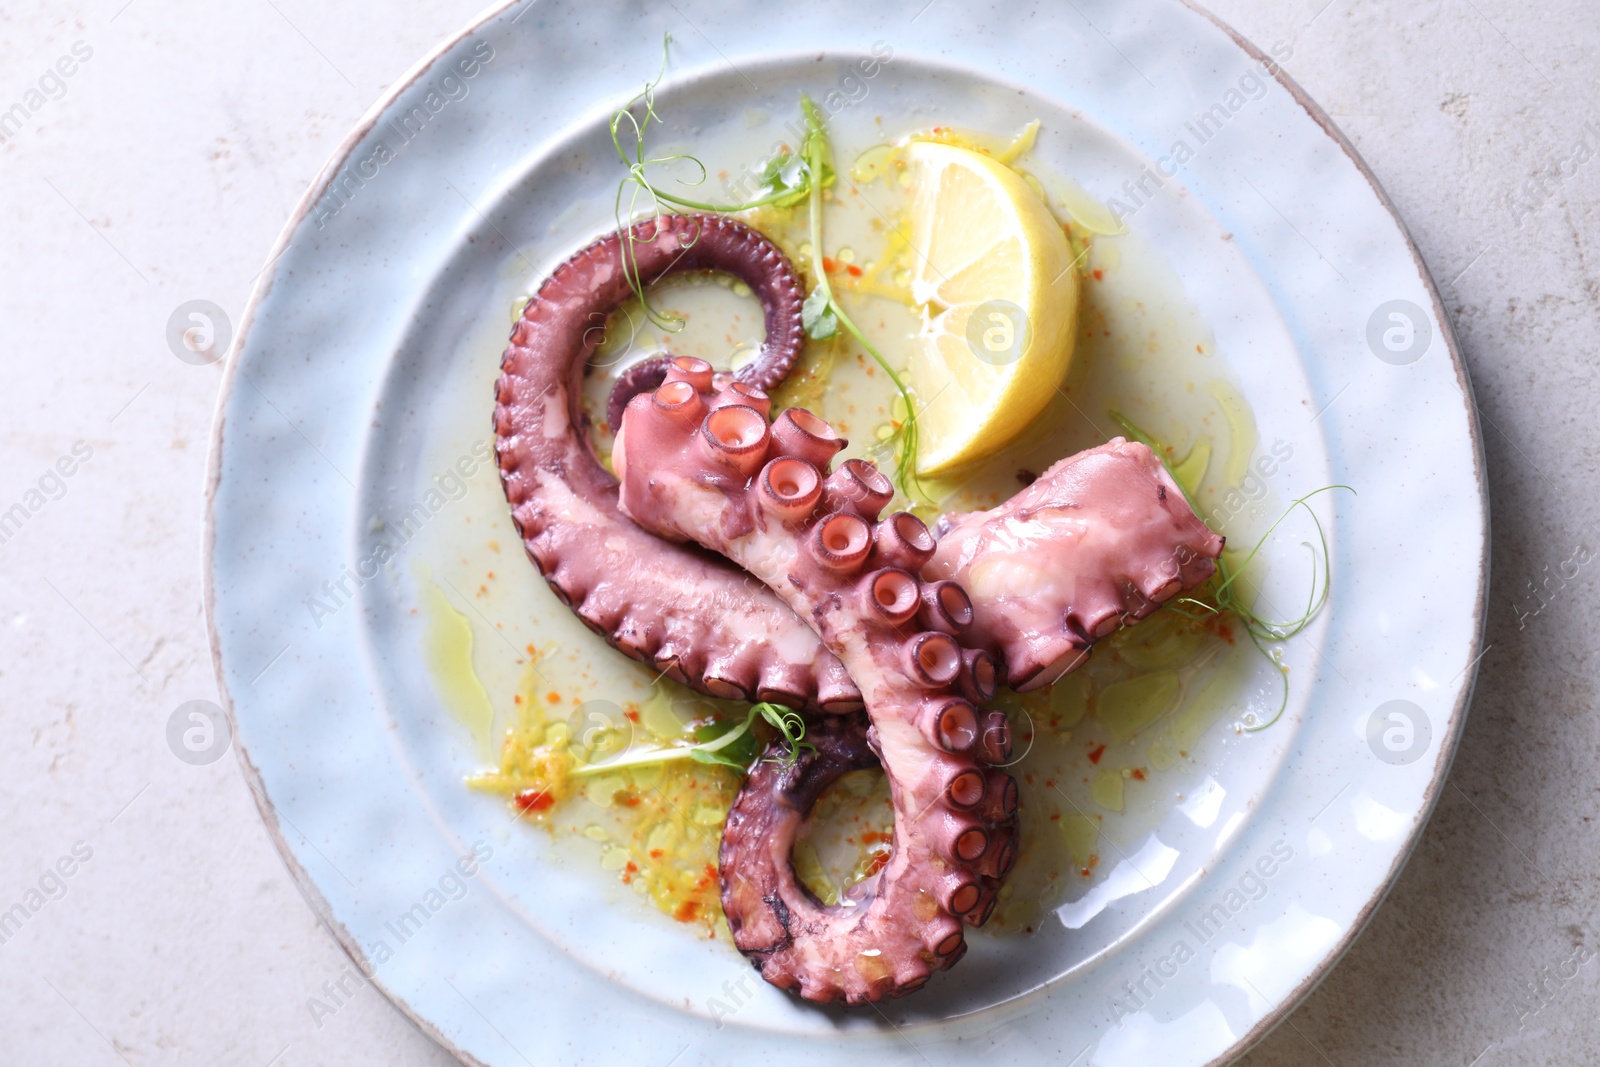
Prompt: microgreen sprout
<box><xmin>608</xmin><ymin>35</ymin><xmax>696</xmax><ymax>331</ymax></box>
<box><xmin>611</xmin><ymin>37</ymin><xmax>829</xmax><ymax>330</ymax></box>
<box><xmin>797</xmin><ymin>96</ymin><xmax>928</xmax><ymax>503</ymax></box>
<box><xmin>570</xmin><ymin>701</ymin><xmax>813</xmax><ymax>778</ymax></box>
<box><xmin>1111</xmin><ymin>410</ymin><xmax>1353</xmax><ymax>731</ymax></box>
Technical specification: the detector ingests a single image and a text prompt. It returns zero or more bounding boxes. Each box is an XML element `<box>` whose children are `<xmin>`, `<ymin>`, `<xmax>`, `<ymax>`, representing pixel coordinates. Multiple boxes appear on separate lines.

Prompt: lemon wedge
<box><xmin>903</xmin><ymin>141</ymin><xmax>1080</xmax><ymax>475</ymax></box>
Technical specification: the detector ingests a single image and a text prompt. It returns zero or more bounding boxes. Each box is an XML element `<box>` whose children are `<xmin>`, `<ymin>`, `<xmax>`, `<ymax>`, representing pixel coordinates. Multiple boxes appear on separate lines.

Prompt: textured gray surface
<box><xmin>0</xmin><ymin>0</ymin><xmax>1593</xmax><ymax>1064</ymax></box>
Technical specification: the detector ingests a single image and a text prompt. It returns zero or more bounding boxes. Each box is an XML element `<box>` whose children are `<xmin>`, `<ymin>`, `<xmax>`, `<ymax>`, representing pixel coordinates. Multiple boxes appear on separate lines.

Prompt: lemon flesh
<box><xmin>903</xmin><ymin>141</ymin><xmax>1080</xmax><ymax>476</ymax></box>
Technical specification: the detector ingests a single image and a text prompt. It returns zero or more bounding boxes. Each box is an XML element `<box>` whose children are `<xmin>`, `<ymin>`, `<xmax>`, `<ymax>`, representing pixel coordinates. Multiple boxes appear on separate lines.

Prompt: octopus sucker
<box><xmin>614</xmin><ymin>385</ymin><xmax>1018</xmax><ymax>1003</ymax></box>
<box><xmin>492</xmin><ymin>213</ymin><xmax>862</xmax><ymax>712</ymax></box>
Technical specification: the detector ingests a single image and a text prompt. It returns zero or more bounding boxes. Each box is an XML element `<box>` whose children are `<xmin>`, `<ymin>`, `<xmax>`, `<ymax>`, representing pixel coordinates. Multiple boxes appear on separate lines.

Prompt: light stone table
<box><xmin>1</xmin><ymin>0</ymin><xmax>1593</xmax><ymax>1063</ymax></box>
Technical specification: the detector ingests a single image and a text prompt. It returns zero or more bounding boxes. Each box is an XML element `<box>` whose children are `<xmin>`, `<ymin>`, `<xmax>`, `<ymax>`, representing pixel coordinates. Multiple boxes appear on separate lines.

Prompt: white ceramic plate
<box><xmin>205</xmin><ymin>1</ymin><xmax>1487</xmax><ymax>1064</ymax></box>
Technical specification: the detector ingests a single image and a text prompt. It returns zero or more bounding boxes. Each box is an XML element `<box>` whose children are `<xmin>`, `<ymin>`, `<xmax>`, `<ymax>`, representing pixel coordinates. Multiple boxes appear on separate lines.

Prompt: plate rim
<box><xmin>203</xmin><ymin>4</ymin><xmax>530</xmax><ymax>1063</ymax></box>
<box><xmin>1175</xmin><ymin>4</ymin><xmax>1488</xmax><ymax>1060</ymax></box>
<box><xmin>202</xmin><ymin>2</ymin><xmax>1491</xmax><ymax>1063</ymax></box>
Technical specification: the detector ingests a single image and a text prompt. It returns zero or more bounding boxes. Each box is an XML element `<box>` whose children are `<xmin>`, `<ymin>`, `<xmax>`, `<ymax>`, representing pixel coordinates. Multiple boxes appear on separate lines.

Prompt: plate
<box><xmin>205</xmin><ymin>1</ymin><xmax>1487</xmax><ymax>1064</ymax></box>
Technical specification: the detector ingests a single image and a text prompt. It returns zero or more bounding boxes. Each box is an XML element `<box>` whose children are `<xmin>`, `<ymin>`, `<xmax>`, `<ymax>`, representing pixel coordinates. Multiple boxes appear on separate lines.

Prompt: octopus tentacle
<box><xmin>926</xmin><ymin>438</ymin><xmax>1227</xmax><ymax>691</ymax></box>
<box><xmin>613</xmin><ymin>388</ymin><xmax>1017</xmax><ymax>1003</ymax></box>
<box><xmin>601</xmin><ymin>215</ymin><xmax>808</xmax><ymax>432</ymax></box>
<box><xmin>603</xmin><ymin>355</ymin><xmax>674</xmax><ymax>437</ymax></box>
<box><xmin>493</xmin><ymin>214</ymin><xmax>862</xmax><ymax>712</ymax></box>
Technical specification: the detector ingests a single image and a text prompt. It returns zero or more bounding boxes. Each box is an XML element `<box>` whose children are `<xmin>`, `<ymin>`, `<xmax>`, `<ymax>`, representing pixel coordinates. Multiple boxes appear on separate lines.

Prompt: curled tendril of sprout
<box><xmin>757</xmin><ymin>703</ymin><xmax>815</xmax><ymax>768</ymax></box>
<box><xmin>611</xmin><ymin>37</ymin><xmax>829</xmax><ymax>333</ymax></box>
<box><xmin>798</xmin><ymin>96</ymin><xmax>928</xmax><ymax>504</ymax></box>
<box><xmin>609</xmin><ymin>34</ymin><xmax>699</xmax><ymax>333</ymax></box>
<box><xmin>1110</xmin><ymin>411</ymin><xmax>1352</xmax><ymax>733</ymax></box>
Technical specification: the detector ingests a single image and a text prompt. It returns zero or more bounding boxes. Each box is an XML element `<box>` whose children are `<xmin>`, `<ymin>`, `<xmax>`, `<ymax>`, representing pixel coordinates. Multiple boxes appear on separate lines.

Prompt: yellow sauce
<box><xmin>417</xmin><ymin>564</ymin><xmax>496</xmax><ymax>761</ymax></box>
<box><xmin>793</xmin><ymin>769</ymin><xmax>895</xmax><ymax>905</ymax></box>
<box><xmin>462</xmin><ymin>658</ymin><xmax>745</xmax><ymax>937</ymax></box>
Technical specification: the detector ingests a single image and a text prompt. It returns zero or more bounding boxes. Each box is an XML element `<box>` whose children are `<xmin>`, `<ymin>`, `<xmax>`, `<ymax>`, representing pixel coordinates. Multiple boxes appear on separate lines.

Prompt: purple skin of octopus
<box><xmin>926</xmin><ymin>439</ymin><xmax>1226</xmax><ymax>691</ymax></box>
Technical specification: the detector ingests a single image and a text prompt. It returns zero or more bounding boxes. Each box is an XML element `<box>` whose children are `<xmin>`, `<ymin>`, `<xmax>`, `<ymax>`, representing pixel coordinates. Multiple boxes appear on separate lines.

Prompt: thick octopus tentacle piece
<box><xmin>708</xmin><ymin>439</ymin><xmax>1224</xmax><ymax>998</ymax></box>
<box><xmin>493</xmin><ymin>214</ymin><xmax>863</xmax><ymax>711</ymax></box>
<box><xmin>612</xmin><ymin>380</ymin><xmax>1017</xmax><ymax>1003</ymax></box>
<box><xmin>927</xmin><ymin>438</ymin><xmax>1226</xmax><ymax>692</ymax></box>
